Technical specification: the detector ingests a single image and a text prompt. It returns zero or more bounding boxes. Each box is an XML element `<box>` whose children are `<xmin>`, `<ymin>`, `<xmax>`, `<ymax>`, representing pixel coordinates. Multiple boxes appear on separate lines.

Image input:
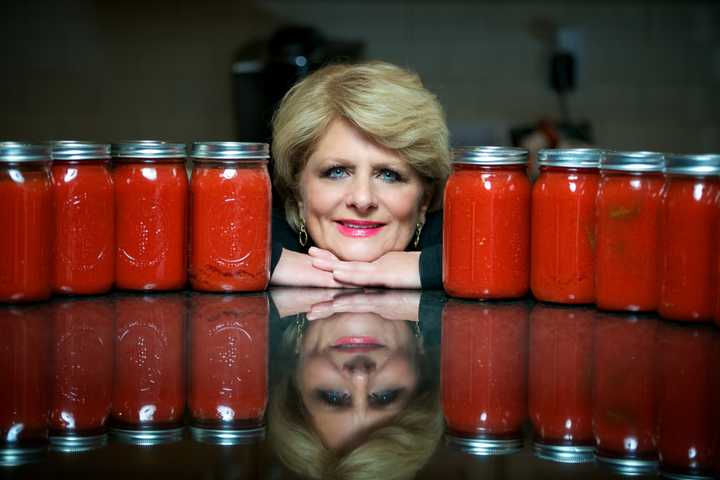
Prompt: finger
<box><xmin>332</xmin><ymin>267</ymin><xmax>385</xmax><ymax>287</ymax></box>
<box><xmin>311</xmin><ymin>257</ymin><xmax>336</xmax><ymax>272</ymax></box>
<box><xmin>308</xmin><ymin>247</ymin><xmax>339</xmax><ymax>261</ymax></box>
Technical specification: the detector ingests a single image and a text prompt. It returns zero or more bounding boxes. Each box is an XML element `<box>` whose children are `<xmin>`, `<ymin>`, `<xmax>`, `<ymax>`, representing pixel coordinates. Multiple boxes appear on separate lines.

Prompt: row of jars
<box><xmin>0</xmin><ymin>140</ymin><xmax>271</xmax><ymax>302</ymax></box>
<box><xmin>0</xmin><ymin>293</ymin><xmax>268</xmax><ymax>464</ymax></box>
<box><xmin>441</xmin><ymin>300</ymin><xmax>720</xmax><ymax>478</ymax></box>
<box><xmin>443</xmin><ymin>147</ymin><xmax>720</xmax><ymax>324</ymax></box>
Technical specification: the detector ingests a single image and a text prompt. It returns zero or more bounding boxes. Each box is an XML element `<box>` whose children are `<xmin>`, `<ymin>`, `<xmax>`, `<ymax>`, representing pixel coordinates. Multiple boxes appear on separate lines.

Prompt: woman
<box><xmin>270</xmin><ymin>61</ymin><xmax>450</xmax><ymax>289</ymax></box>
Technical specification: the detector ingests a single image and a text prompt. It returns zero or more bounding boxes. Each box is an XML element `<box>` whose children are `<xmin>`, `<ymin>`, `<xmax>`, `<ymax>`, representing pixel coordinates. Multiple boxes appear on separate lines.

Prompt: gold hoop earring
<box><xmin>294</xmin><ymin>314</ymin><xmax>307</xmax><ymax>354</ymax></box>
<box><xmin>299</xmin><ymin>219</ymin><xmax>308</xmax><ymax>247</ymax></box>
<box><xmin>413</xmin><ymin>222</ymin><xmax>423</xmax><ymax>249</ymax></box>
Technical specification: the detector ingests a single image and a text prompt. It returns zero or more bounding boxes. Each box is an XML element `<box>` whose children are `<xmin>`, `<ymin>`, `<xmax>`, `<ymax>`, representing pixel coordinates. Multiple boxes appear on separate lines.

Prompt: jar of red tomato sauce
<box><xmin>0</xmin><ymin>143</ymin><xmax>53</xmax><ymax>303</ymax></box>
<box><xmin>189</xmin><ymin>142</ymin><xmax>271</xmax><ymax>292</ymax></box>
<box><xmin>112</xmin><ymin>141</ymin><xmax>188</xmax><ymax>291</ymax></box>
<box><xmin>51</xmin><ymin>142</ymin><xmax>114</xmax><ymax>295</ymax></box>
<box><xmin>188</xmin><ymin>293</ymin><xmax>268</xmax><ymax>444</ymax></box>
<box><xmin>659</xmin><ymin>154</ymin><xmax>720</xmax><ymax>322</ymax></box>
<box><xmin>441</xmin><ymin>299</ymin><xmax>529</xmax><ymax>455</ymax></box>
<box><xmin>443</xmin><ymin>147</ymin><xmax>530</xmax><ymax>299</ymax></box>
<box><xmin>595</xmin><ymin>151</ymin><xmax>665</xmax><ymax>312</ymax></box>
<box><xmin>529</xmin><ymin>303</ymin><xmax>595</xmax><ymax>463</ymax></box>
<box><xmin>531</xmin><ymin>148</ymin><xmax>602</xmax><ymax>304</ymax></box>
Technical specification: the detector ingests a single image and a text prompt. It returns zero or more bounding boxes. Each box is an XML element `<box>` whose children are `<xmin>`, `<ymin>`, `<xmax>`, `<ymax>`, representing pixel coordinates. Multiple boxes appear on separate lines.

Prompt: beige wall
<box><xmin>2</xmin><ymin>0</ymin><xmax>719</xmax><ymax>152</ymax></box>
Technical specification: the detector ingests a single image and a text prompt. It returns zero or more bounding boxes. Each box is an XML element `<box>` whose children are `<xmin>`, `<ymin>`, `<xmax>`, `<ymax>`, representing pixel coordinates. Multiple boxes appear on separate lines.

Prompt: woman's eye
<box><xmin>318</xmin><ymin>390</ymin><xmax>351</xmax><ymax>406</ymax></box>
<box><xmin>378</xmin><ymin>169</ymin><xmax>402</xmax><ymax>183</ymax></box>
<box><xmin>369</xmin><ymin>389</ymin><xmax>401</xmax><ymax>406</ymax></box>
<box><xmin>323</xmin><ymin>166</ymin><xmax>348</xmax><ymax>179</ymax></box>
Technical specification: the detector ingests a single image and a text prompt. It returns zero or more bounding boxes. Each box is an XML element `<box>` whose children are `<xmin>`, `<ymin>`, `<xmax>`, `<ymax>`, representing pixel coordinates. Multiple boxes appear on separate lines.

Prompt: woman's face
<box><xmin>298</xmin><ymin>118</ymin><xmax>429</xmax><ymax>262</ymax></box>
<box><xmin>297</xmin><ymin>312</ymin><xmax>420</xmax><ymax>450</ymax></box>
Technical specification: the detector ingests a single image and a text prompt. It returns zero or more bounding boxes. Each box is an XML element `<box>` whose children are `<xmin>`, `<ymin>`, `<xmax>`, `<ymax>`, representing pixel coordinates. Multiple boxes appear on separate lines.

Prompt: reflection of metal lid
<box><xmin>49</xmin><ymin>433</ymin><xmax>108</xmax><ymax>453</ymax></box>
<box><xmin>659</xmin><ymin>470</ymin><xmax>715</xmax><ymax>480</ymax></box>
<box><xmin>664</xmin><ymin>153</ymin><xmax>720</xmax><ymax>176</ymax></box>
<box><xmin>111</xmin><ymin>140</ymin><xmax>186</xmax><ymax>159</ymax></box>
<box><xmin>190</xmin><ymin>425</ymin><xmax>266</xmax><ymax>446</ymax></box>
<box><xmin>191</xmin><ymin>142</ymin><xmax>269</xmax><ymax>161</ymax></box>
<box><xmin>452</xmin><ymin>146</ymin><xmax>528</xmax><ymax>165</ymax></box>
<box><xmin>601</xmin><ymin>151</ymin><xmax>664</xmax><ymax>173</ymax></box>
<box><xmin>0</xmin><ymin>445</ymin><xmax>46</xmax><ymax>467</ymax></box>
<box><xmin>445</xmin><ymin>433</ymin><xmax>523</xmax><ymax>456</ymax></box>
<box><xmin>0</xmin><ymin>142</ymin><xmax>51</xmax><ymax>163</ymax></box>
<box><xmin>538</xmin><ymin>148</ymin><xmax>603</xmax><ymax>168</ymax></box>
<box><xmin>533</xmin><ymin>442</ymin><xmax>595</xmax><ymax>463</ymax></box>
<box><xmin>51</xmin><ymin>141</ymin><xmax>111</xmax><ymax>161</ymax></box>
<box><xmin>110</xmin><ymin>426</ymin><xmax>184</xmax><ymax>446</ymax></box>
<box><xmin>596</xmin><ymin>454</ymin><xmax>658</xmax><ymax>476</ymax></box>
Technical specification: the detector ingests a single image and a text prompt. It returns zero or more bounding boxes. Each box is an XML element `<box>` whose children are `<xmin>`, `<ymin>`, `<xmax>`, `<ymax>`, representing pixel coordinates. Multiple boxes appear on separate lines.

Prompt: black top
<box><xmin>270</xmin><ymin>209</ymin><xmax>443</xmax><ymax>288</ymax></box>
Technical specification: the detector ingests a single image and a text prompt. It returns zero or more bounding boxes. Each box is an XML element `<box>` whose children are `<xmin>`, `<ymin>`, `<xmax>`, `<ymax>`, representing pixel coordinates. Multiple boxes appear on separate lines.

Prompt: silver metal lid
<box><xmin>109</xmin><ymin>426</ymin><xmax>184</xmax><ymax>446</ymax></box>
<box><xmin>49</xmin><ymin>433</ymin><xmax>108</xmax><ymax>453</ymax></box>
<box><xmin>664</xmin><ymin>153</ymin><xmax>720</xmax><ymax>176</ymax></box>
<box><xmin>538</xmin><ymin>148</ymin><xmax>603</xmax><ymax>168</ymax></box>
<box><xmin>658</xmin><ymin>471</ymin><xmax>715</xmax><ymax>480</ymax></box>
<box><xmin>111</xmin><ymin>140</ymin><xmax>186</xmax><ymax>159</ymax></box>
<box><xmin>0</xmin><ymin>142</ymin><xmax>51</xmax><ymax>163</ymax></box>
<box><xmin>533</xmin><ymin>442</ymin><xmax>595</xmax><ymax>463</ymax></box>
<box><xmin>190</xmin><ymin>426</ymin><xmax>266</xmax><ymax>446</ymax></box>
<box><xmin>452</xmin><ymin>146</ymin><xmax>528</xmax><ymax>165</ymax></box>
<box><xmin>191</xmin><ymin>142</ymin><xmax>269</xmax><ymax>161</ymax></box>
<box><xmin>0</xmin><ymin>445</ymin><xmax>46</xmax><ymax>467</ymax></box>
<box><xmin>596</xmin><ymin>454</ymin><xmax>658</xmax><ymax>476</ymax></box>
<box><xmin>51</xmin><ymin>141</ymin><xmax>111</xmax><ymax>161</ymax></box>
<box><xmin>445</xmin><ymin>434</ymin><xmax>523</xmax><ymax>456</ymax></box>
<box><xmin>601</xmin><ymin>151</ymin><xmax>665</xmax><ymax>173</ymax></box>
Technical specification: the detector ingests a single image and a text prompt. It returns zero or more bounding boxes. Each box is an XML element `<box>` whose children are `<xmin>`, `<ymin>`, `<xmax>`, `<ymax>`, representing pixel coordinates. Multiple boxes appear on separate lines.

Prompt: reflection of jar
<box><xmin>529</xmin><ymin>303</ymin><xmax>594</xmax><ymax>463</ymax></box>
<box><xmin>189</xmin><ymin>142</ymin><xmax>271</xmax><ymax>292</ymax></box>
<box><xmin>49</xmin><ymin>298</ymin><xmax>114</xmax><ymax>452</ymax></box>
<box><xmin>112</xmin><ymin>141</ymin><xmax>188</xmax><ymax>291</ymax></box>
<box><xmin>0</xmin><ymin>305</ymin><xmax>51</xmax><ymax>465</ymax></box>
<box><xmin>531</xmin><ymin>149</ymin><xmax>602</xmax><ymax>304</ymax></box>
<box><xmin>111</xmin><ymin>294</ymin><xmax>185</xmax><ymax>445</ymax></box>
<box><xmin>188</xmin><ymin>293</ymin><xmax>268</xmax><ymax>444</ymax></box>
<box><xmin>441</xmin><ymin>299</ymin><xmax>528</xmax><ymax>455</ymax></box>
<box><xmin>51</xmin><ymin>142</ymin><xmax>115</xmax><ymax>295</ymax></box>
<box><xmin>443</xmin><ymin>147</ymin><xmax>530</xmax><ymax>299</ymax></box>
<box><xmin>592</xmin><ymin>312</ymin><xmax>657</xmax><ymax>474</ymax></box>
<box><xmin>655</xmin><ymin>322</ymin><xmax>718</xmax><ymax>478</ymax></box>
<box><xmin>595</xmin><ymin>151</ymin><xmax>664</xmax><ymax>312</ymax></box>
<box><xmin>0</xmin><ymin>143</ymin><xmax>53</xmax><ymax>302</ymax></box>
<box><xmin>659</xmin><ymin>154</ymin><xmax>720</xmax><ymax>322</ymax></box>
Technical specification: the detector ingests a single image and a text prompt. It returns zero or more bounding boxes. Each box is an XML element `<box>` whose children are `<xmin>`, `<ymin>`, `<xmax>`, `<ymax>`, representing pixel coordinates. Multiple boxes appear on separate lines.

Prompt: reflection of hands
<box><xmin>270</xmin><ymin>287</ymin><xmax>355</xmax><ymax>318</ymax></box>
<box><xmin>306</xmin><ymin>289</ymin><xmax>421</xmax><ymax>322</ymax></box>
<box><xmin>309</xmin><ymin>247</ymin><xmax>422</xmax><ymax>289</ymax></box>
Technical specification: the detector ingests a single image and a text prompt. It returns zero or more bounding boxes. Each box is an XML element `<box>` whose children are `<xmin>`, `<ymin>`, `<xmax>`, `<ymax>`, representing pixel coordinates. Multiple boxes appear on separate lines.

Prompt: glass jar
<box><xmin>595</xmin><ymin>151</ymin><xmax>665</xmax><ymax>312</ymax></box>
<box><xmin>51</xmin><ymin>142</ymin><xmax>115</xmax><ymax>295</ymax></box>
<box><xmin>112</xmin><ymin>141</ymin><xmax>188</xmax><ymax>291</ymax></box>
<box><xmin>531</xmin><ymin>148</ymin><xmax>602</xmax><ymax>304</ymax></box>
<box><xmin>658</xmin><ymin>154</ymin><xmax>720</xmax><ymax>322</ymax></box>
<box><xmin>443</xmin><ymin>147</ymin><xmax>530</xmax><ymax>299</ymax></box>
<box><xmin>189</xmin><ymin>142</ymin><xmax>271</xmax><ymax>292</ymax></box>
<box><xmin>441</xmin><ymin>300</ymin><xmax>529</xmax><ymax>455</ymax></box>
<box><xmin>0</xmin><ymin>142</ymin><xmax>53</xmax><ymax>302</ymax></box>
<box><xmin>188</xmin><ymin>293</ymin><xmax>268</xmax><ymax>444</ymax></box>
<box><xmin>528</xmin><ymin>304</ymin><xmax>595</xmax><ymax>463</ymax></box>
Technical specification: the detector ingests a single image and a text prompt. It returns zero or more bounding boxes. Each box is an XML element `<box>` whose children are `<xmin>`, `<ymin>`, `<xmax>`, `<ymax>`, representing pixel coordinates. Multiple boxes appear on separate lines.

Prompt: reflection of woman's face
<box><xmin>298</xmin><ymin>118</ymin><xmax>428</xmax><ymax>262</ymax></box>
<box><xmin>296</xmin><ymin>312</ymin><xmax>420</xmax><ymax>450</ymax></box>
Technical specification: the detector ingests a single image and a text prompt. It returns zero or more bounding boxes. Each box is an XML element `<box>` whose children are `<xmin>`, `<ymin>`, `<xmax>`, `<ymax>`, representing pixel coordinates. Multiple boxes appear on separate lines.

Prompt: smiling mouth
<box><xmin>335</xmin><ymin>220</ymin><xmax>385</xmax><ymax>238</ymax></box>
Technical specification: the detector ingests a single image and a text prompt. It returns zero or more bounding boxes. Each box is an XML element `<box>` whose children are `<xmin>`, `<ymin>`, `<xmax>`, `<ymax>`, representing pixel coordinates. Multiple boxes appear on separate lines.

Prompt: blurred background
<box><xmin>1</xmin><ymin>0</ymin><xmax>719</xmax><ymax>153</ymax></box>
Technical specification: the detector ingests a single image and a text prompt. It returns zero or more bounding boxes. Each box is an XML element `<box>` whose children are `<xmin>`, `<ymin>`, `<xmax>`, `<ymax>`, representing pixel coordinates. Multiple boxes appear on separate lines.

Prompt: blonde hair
<box><xmin>272</xmin><ymin>61</ymin><xmax>451</xmax><ymax>232</ymax></box>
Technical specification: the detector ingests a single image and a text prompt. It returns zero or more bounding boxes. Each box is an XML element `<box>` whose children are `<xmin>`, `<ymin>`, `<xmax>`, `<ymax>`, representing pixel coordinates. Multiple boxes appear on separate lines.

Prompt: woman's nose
<box><xmin>346</xmin><ymin>176</ymin><xmax>377</xmax><ymax>212</ymax></box>
<box><xmin>342</xmin><ymin>355</ymin><xmax>377</xmax><ymax>375</ymax></box>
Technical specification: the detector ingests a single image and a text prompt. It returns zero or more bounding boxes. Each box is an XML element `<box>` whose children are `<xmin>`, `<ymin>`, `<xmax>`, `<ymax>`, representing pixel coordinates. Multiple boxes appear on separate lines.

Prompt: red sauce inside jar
<box><xmin>443</xmin><ymin>154</ymin><xmax>530</xmax><ymax>299</ymax></box>
<box><xmin>190</xmin><ymin>162</ymin><xmax>271</xmax><ymax>292</ymax></box>
<box><xmin>0</xmin><ymin>162</ymin><xmax>52</xmax><ymax>302</ymax></box>
<box><xmin>659</xmin><ymin>175</ymin><xmax>720</xmax><ymax>321</ymax></box>
<box><xmin>114</xmin><ymin>158</ymin><xmax>188</xmax><ymax>291</ymax></box>
<box><xmin>189</xmin><ymin>294</ymin><xmax>268</xmax><ymax>428</ymax></box>
<box><xmin>49</xmin><ymin>299</ymin><xmax>113</xmax><ymax>437</ymax></box>
<box><xmin>595</xmin><ymin>171</ymin><xmax>664</xmax><ymax>312</ymax></box>
<box><xmin>111</xmin><ymin>295</ymin><xmax>185</xmax><ymax>429</ymax></box>
<box><xmin>441</xmin><ymin>300</ymin><xmax>528</xmax><ymax>439</ymax></box>
<box><xmin>592</xmin><ymin>313</ymin><xmax>657</xmax><ymax>462</ymax></box>
<box><xmin>528</xmin><ymin>304</ymin><xmax>594</xmax><ymax>449</ymax></box>
<box><xmin>52</xmin><ymin>159</ymin><xmax>114</xmax><ymax>295</ymax></box>
<box><xmin>531</xmin><ymin>165</ymin><xmax>599</xmax><ymax>304</ymax></box>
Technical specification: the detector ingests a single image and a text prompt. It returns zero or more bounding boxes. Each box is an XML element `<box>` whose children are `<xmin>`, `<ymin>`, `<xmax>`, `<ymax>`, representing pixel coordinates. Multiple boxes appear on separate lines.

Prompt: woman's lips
<box><xmin>333</xmin><ymin>336</ymin><xmax>383</xmax><ymax>348</ymax></box>
<box><xmin>335</xmin><ymin>220</ymin><xmax>385</xmax><ymax>238</ymax></box>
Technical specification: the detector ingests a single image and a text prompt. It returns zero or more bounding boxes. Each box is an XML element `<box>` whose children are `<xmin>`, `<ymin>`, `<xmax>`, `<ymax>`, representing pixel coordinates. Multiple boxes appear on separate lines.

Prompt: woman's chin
<box><xmin>330</xmin><ymin>244</ymin><xmax>386</xmax><ymax>263</ymax></box>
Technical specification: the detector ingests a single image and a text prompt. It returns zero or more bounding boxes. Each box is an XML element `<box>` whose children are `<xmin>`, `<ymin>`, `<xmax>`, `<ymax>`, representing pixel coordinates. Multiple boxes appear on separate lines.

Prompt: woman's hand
<box><xmin>308</xmin><ymin>247</ymin><xmax>422</xmax><ymax>289</ymax></box>
<box><xmin>270</xmin><ymin>248</ymin><xmax>354</xmax><ymax>288</ymax></box>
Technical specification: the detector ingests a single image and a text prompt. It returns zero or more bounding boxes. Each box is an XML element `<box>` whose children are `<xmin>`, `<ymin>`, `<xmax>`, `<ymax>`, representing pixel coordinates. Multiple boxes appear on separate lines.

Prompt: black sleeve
<box><xmin>417</xmin><ymin>210</ymin><xmax>443</xmax><ymax>289</ymax></box>
<box><xmin>270</xmin><ymin>209</ymin><xmax>308</xmax><ymax>274</ymax></box>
